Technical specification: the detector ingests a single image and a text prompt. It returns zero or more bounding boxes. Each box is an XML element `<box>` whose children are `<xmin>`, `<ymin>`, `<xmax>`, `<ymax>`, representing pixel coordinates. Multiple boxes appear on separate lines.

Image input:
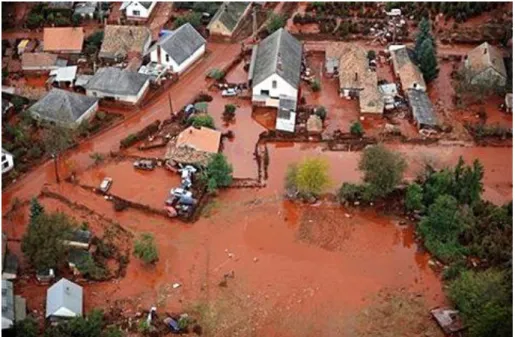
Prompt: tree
<box><xmin>13</xmin><ymin>317</ymin><xmax>39</xmax><ymax>337</ymax></box>
<box><xmin>21</xmin><ymin>212</ymin><xmax>74</xmax><ymax>271</ymax></box>
<box><xmin>315</xmin><ymin>106</ymin><xmax>327</xmax><ymax>121</ymax></box>
<box><xmin>367</xmin><ymin>50</ymin><xmax>376</xmax><ymax>60</ymax></box>
<box><xmin>418</xmin><ymin>38</ymin><xmax>439</xmax><ymax>82</ymax></box>
<box><xmin>223</xmin><ymin>104</ymin><xmax>236</xmax><ymax>122</ymax></box>
<box><xmin>29</xmin><ymin>197</ymin><xmax>45</xmax><ymax>222</ymax></box>
<box><xmin>452</xmin><ymin>157</ymin><xmax>484</xmax><ymax>206</ymax></box>
<box><xmin>44</xmin><ymin>309</ymin><xmax>107</xmax><ymax>337</ymax></box>
<box><xmin>202</xmin><ymin>153</ymin><xmax>233</xmax><ymax>193</ymax></box>
<box><xmin>267</xmin><ymin>12</ymin><xmax>286</xmax><ymax>34</ymax></box>
<box><xmin>206</xmin><ymin>68</ymin><xmax>225</xmax><ymax>80</ymax></box>
<box><xmin>311</xmin><ymin>78</ymin><xmax>321</xmax><ymax>91</ymax></box>
<box><xmin>414</xmin><ymin>17</ymin><xmax>434</xmax><ymax>59</ymax></box>
<box><xmin>290</xmin><ymin>157</ymin><xmax>330</xmax><ymax>197</ymax></box>
<box><xmin>189</xmin><ymin>114</ymin><xmax>215</xmax><ymax>129</ymax></box>
<box><xmin>42</xmin><ymin>126</ymin><xmax>74</xmax><ymax>183</ymax></box>
<box><xmin>358</xmin><ymin>145</ymin><xmax>407</xmax><ymax>198</ymax></box>
<box><xmin>350</xmin><ymin>121</ymin><xmax>364</xmax><ymax>136</ymax></box>
<box><xmin>174</xmin><ymin>12</ymin><xmax>202</xmax><ymax>29</ymax></box>
<box><xmin>405</xmin><ymin>183</ymin><xmax>424</xmax><ymax>212</ymax></box>
<box><xmin>133</xmin><ymin>233</ymin><xmax>159</xmax><ymax>264</ymax></box>
<box><xmin>448</xmin><ymin>269</ymin><xmax>512</xmax><ymax>337</ymax></box>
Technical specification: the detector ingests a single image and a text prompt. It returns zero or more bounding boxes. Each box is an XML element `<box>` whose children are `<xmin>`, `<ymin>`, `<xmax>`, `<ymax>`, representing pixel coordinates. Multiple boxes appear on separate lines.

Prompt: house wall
<box><xmin>86</xmin><ymin>80</ymin><xmax>149</xmax><ymax>104</ymax></box>
<box><xmin>126</xmin><ymin>1</ymin><xmax>156</xmax><ymax>20</ymax></box>
<box><xmin>325</xmin><ymin>56</ymin><xmax>339</xmax><ymax>74</ymax></box>
<box><xmin>151</xmin><ymin>44</ymin><xmax>205</xmax><ymax>74</ymax></box>
<box><xmin>275</xmin><ymin>112</ymin><xmax>296</xmax><ymax>132</ymax></box>
<box><xmin>1</xmin><ymin>153</ymin><xmax>14</xmax><ymax>174</ymax></box>
<box><xmin>31</xmin><ymin>101</ymin><xmax>99</xmax><ymax>129</ymax></box>
<box><xmin>252</xmin><ymin>74</ymin><xmax>298</xmax><ymax>106</ymax></box>
<box><xmin>208</xmin><ymin>21</ymin><xmax>233</xmax><ymax>36</ymax></box>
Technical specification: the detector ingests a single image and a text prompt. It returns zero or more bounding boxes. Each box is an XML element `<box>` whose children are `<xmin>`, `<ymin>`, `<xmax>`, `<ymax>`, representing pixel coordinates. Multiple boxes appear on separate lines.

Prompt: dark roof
<box><xmin>140</xmin><ymin>1</ymin><xmax>154</xmax><ymax>9</ymax></box>
<box><xmin>277</xmin><ymin>96</ymin><xmax>296</xmax><ymax>119</ymax></box>
<box><xmin>85</xmin><ymin>67</ymin><xmax>149</xmax><ymax>96</ymax></box>
<box><xmin>406</xmin><ymin>89</ymin><xmax>437</xmax><ymax>127</ymax></box>
<box><xmin>209</xmin><ymin>2</ymin><xmax>250</xmax><ymax>32</ymax></box>
<box><xmin>251</xmin><ymin>28</ymin><xmax>302</xmax><ymax>88</ymax></box>
<box><xmin>3</xmin><ymin>253</ymin><xmax>18</xmax><ymax>275</ymax></box>
<box><xmin>68</xmin><ymin>249</ymin><xmax>91</xmax><ymax>266</ymax></box>
<box><xmin>71</xmin><ymin>230</ymin><xmax>91</xmax><ymax>244</ymax></box>
<box><xmin>156</xmin><ymin>23</ymin><xmax>206</xmax><ymax>65</ymax></box>
<box><xmin>29</xmin><ymin>89</ymin><xmax>98</xmax><ymax>124</ymax></box>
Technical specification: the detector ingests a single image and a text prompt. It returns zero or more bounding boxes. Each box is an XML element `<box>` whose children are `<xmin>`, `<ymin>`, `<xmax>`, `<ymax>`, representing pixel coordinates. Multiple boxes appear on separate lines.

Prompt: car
<box><xmin>170</xmin><ymin>188</ymin><xmax>192</xmax><ymax>198</ymax></box>
<box><xmin>222</xmin><ymin>88</ymin><xmax>238</xmax><ymax>97</ymax></box>
<box><xmin>99</xmin><ymin>177</ymin><xmax>112</xmax><ymax>193</ymax></box>
<box><xmin>134</xmin><ymin>159</ymin><xmax>155</xmax><ymax>170</ymax></box>
<box><xmin>163</xmin><ymin>317</ymin><xmax>180</xmax><ymax>333</ymax></box>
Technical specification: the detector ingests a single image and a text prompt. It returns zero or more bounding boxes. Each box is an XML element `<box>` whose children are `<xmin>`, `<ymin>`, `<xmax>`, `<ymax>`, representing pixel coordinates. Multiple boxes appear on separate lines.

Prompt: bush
<box><xmin>223</xmin><ymin>104</ymin><xmax>236</xmax><ymax>122</ymax></box>
<box><xmin>174</xmin><ymin>12</ymin><xmax>202</xmax><ymax>29</ymax></box>
<box><xmin>89</xmin><ymin>152</ymin><xmax>104</xmax><ymax>165</ymax></box>
<box><xmin>206</xmin><ymin>68</ymin><xmax>225</xmax><ymax>80</ymax></box>
<box><xmin>26</xmin><ymin>13</ymin><xmax>44</xmax><ymax>28</ymax></box>
<box><xmin>315</xmin><ymin>106</ymin><xmax>327</xmax><ymax>121</ymax></box>
<box><xmin>358</xmin><ymin>145</ymin><xmax>407</xmax><ymax>199</ymax></box>
<box><xmin>120</xmin><ymin>134</ymin><xmax>138</xmax><ymax>148</ymax></box>
<box><xmin>27</xmin><ymin>145</ymin><xmax>44</xmax><ymax>160</ymax></box>
<box><xmin>405</xmin><ymin>183</ymin><xmax>423</xmax><ymax>212</ymax></box>
<box><xmin>367</xmin><ymin>50</ymin><xmax>376</xmax><ymax>60</ymax></box>
<box><xmin>311</xmin><ymin>78</ymin><xmax>321</xmax><ymax>91</ymax></box>
<box><xmin>133</xmin><ymin>233</ymin><xmax>159</xmax><ymax>264</ymax></box>
<box><xmin>11</xmin><ymin>96</ymin><xmax>25</xmax><ymax>112</ymax></box>
<box><xmin>286</xmin><ymin>157</ymin><xmax>330</xmax><ymax>198</ymax></box>
<box><xmin>202</xmin><ymin>153</ymin><xmax>233</xmax><ymax>193</ymax></box>
<box><xmin>338</xmin><ymin>182</ymin><xmax>365</xmax><ymax>203</ymax></box>
<box><xmin>189</xmin><ymin>114</ymin><xmax>215</xmax><ymax>129</ymax></box>
<box><xmin>350</xmin><ymin>121</ymin><xmax>364</xmax><ymax>137</ymax></box>
<box><xmin>267</xmin><ymin>12</ymin><xmax>287</xmax><ymax>33</ymax></box>
<box><xmin>13</xmin><ymin>317</ymin><xmax>39</xmax><ymax>337</ymax></box>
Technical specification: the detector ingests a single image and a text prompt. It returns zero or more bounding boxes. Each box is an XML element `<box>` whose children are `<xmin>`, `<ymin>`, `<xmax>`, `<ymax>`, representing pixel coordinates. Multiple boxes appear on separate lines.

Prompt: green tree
<box><xmin>418</xmin><ymin>38</ymin><xmax>439</xmax><ymax>82</ymax></box>
<box><xmin>133</xmin><ymin>233</ymin><xmax>159</xmax><ymax>264</ymax></box>
<box><xmin>174</xmin><ymin>12</ymin><xmax>202</xmax><ymax>29</ymax></box>
<box><xmin>202</xmin><ymin>153</ymin><xmax>233</xmax><ymax>193</ymax></box>
<box><xmin>448</xmin><ymin>269</ymin><xmax>512</xmax><ymax>337</ymax></box>
<box><xmin>29</xmin><ymin>197</ymin><xmax>45</xmax><ymax>222</ymax></box>
<box><xmin>267</xmin><ymin>13</ymin><xmax>286</xmax><ymax>34</ymax></box>
<box><xmin>206</xmin><ymin>68</ymin><xmax>225</xmax><ymax>80</ymax></box>
<box><xmin>311</xmin><ymin>78</ymin><xmax>321</xmax><ymax>91</ymax></box>
<box><xmin>315</xmin><ymin>106</ymin><xmax>327</xmax><ymax>121</ymax></box>
<box><xmin>350</xmin><ymin>121</ymin><xmax>364</xmax><ymax>136</ymax></box>
<box><xmin>223</xmin><ymin>104</ymin><xmax>236</xmax><ymax>122</ymax></box>
<box><xmin>414</xmin><ymin>17</ymin><xmax>434</xmax><ymax>59</ymax></box>
<box><xmin>21</xmin><ymin>212</ymin><xmax>74</xmax><ymax>271</ymax></box>
<box><xmin>290</xmin><ymin>157</ymin><xmax>330</xmax><ymax>197</ymax></box>
<box><xmin>42</xmin><ymin>125</ymin><xmax>74</xmax><ymax>183</ymax></box>
<box><xmin>44</xmin><ymin>309</ymin><xmax>105</xmax><ymax>337</ymax></box>
<box><xmin>367</xmin><ymin>50</ymin><xmax>376</xmax><ymax>60</ymax></box>
<box><xmin>13</xmin><ymin>317</ymin><xmax>39</xmax><ymax>337</ymax></box>
<box><xmin>189</xmin><ymin>114</ymin><xmax>215</xmax><ymax>129</ymax></box>
<box><xmin>358</xmin><ymin>145</ymin><xmax>407</xmax><ymax>198</ymax></box>
<box><xmin>405</xmin><ymin>183</ymin><xmax>424</xmax><ymax>212</ymax></box>
<box><xmin>452</xmin><ymin>157</ymin><xmax>484</xmax><ymax>206</ymax></box>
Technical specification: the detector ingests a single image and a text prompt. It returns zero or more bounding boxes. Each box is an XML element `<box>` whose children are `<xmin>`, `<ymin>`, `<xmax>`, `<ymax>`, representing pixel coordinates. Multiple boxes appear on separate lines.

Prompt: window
<box><xmin>1</xmin><ymin>155</ymin><xmax>5</xmax><ymax>162</ymax></box>
<box><xmin>272</xmin><ymin>80</ymin><xmax>277</xmax><ymax>89</ymax></box>
<box><xmin>165</xmin><ymin>54</ymin><xmax>170</xmax><ymax>62</ymax></box>
<box><xmin>132</xmin><ymin>10</ymin><xmax>141</xmax><ymax>16</ymax></box>
<box><xmin>2</xmin><ymin>162</ymin><xmax>8</xmax><ymax>169</ymax></box>
<box><xmin>260</xmin><ymin>90</ymin><xmax>270</xmax><ymax>96</ymax></box>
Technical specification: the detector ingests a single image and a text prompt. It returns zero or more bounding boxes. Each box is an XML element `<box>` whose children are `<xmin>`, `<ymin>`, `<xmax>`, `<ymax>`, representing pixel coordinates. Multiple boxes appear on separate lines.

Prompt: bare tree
<box><xmin>42</xmin><ymin>125</ymin><xmax>74</xmax><ymax>183</ymax></box>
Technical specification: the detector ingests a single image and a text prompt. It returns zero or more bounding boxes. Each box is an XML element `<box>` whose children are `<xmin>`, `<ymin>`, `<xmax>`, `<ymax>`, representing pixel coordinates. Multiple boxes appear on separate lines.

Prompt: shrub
<box><xmin>405</xmin><ymin>183</ymin><xmax>424</xmax><ymax>212</ymax></box>
<box><xmin>113</xmin><ymin>199</ymin><xmax>129</xmax><ymax>212</ymax></box>
<box><xmin>311</xmin><ymin>78</ymin><xmax>321</xmax><ymax>91</ymax></box>
<box><xmin>133</xmin><ymin>233</ymin><xmax>159</xmax><ymax>264</ymax></box>
<box><xmin>174</xmin><ymin>12</ymin><xmax>202</xmax><ymax>29</ymax></box>
<box><xmin>358</xmin><ymin>145</ymin><xmax>407</xmax><ymax>199</ymax></box>
<box><xmin>315</xmin><ymin>106</ymin><xmax>327</xmax><ymax>121</ymax></box>
<box><xmin>26</xmin><ymin>13</ymin><xmax>44</xmax><ymax>28</ymax></box>
<box><xmin>206</xmin><ymin>68</ymin><xmax>225</xmax><ymax>80</ymax></box>
<box><xmin>27</xmin><ymin>145</ymin><xmax>43</xmax><ymax>160</ymax></box>
<box><xmin>202</xmin><ymin>153</ymin><xmax>233</xmax><ymax>193</ymax></box>
<box><xmin>338</xmin><ymin>182</ymin><xmax>365</xmax><ymax>203</ymax></box>
<box><xmin>223</xmin><ymin>104</ymin><xmax>236</xmax><ymax>122</ymax></box>
<box><xmin>350</xmin><ymin>121</ymin><xmax>364</xmax><ymax>137</ymax></box>
<box><xmin>96</xmin><ymin>111</ymin><xmax>106</xmax><ymax>120</ymax></box>
<box><xmin>11</xmin><ymin>96</ymin><xmax>25</xmax><ymax>112</ymax></box>
<box><xmin>89</xmin><ymin>152</ymin><xmax>104</xmax><ymax>165</ymax></box>
<box><xmin>367</xmin><ymin>50</ymin><xmax>376</xmax><ymax>60</ymax></box>
<box><xmin>13</xmin><ymin>317</ymin><xmax>39</xmax><ymax>337</ymax></box>
<box><xmin>190</xmin><ymin>114</ymin><xmax>215</xmax><ymax>129</ymax></box>
<box><xmin>120</xmin><ymin>134</ymin><xmax>138</xmax><ymax>148</ymax></box>
<box><xmin>267</xmin><ymin>13</ymin><xmax>287</xmax><ymax>33</ymax></box>
<box><xmin>287</xmin><ymin>157</ymin><xmax>330</xmax><ymax>197</ymax></box>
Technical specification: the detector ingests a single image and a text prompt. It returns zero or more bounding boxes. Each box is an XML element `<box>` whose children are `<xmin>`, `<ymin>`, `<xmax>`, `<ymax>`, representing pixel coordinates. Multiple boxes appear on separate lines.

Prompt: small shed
<box><xmin>49</xmin><ymin>66</ymin><xmax>78</xmax><ymax>87</ymax></box>
<box><xmin>276</xmin><ymin>96</ymin><xmax>297</xmax><ymax>133</ymax></box>
<box><xmin>378</xmin><ymin>83</ymin><xmax>398</xmax><ymax>110</ymax></box>
<box><xmin>406</xmin><ymin>89</ymin><xmax>437</xmax><ymax>129</ymax></box>
<box><xmin>46</xmin><ymin>278</ymin><xmax>83</xmax><ymax>320</ymax></box>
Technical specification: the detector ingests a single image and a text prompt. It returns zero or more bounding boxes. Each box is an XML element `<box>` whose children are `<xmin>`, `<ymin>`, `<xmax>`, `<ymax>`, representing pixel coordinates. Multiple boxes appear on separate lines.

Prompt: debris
<box><xmin>253</xmin><ymin>257</ymin><xmax>259</xmax><ymax>263</ymax></box>
<box><xmin>344</xmin><ymin>213</ymin><xmax>351</xmax><ymax>218</ymax></box>
<box><xmin>172</xmin><ymin>283</ymin><xmax>181</xmax><ymax>289</ymax></box>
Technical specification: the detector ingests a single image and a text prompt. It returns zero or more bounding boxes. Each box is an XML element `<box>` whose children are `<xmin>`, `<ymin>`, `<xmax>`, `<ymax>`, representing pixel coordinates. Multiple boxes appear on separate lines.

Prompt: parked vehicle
<box><xmin>170</xmin><ymin>188</ymin><xmax>192</xmax><ymax>198</ymax></box>
<box><xmin>222</xmin><ymin>88</ymin><xmax>239</xmax><ymax>97</ymax></box>
<box><xmin>133</xmin><ymin>159</ymin><xmax>155</xmax><ymax>170</ymax></box>
<box><xmin>181</xmin><ymin>178</ymin><xmax>192</xmax><ymax>190</ymax></box>
<box><xmin>163</xmin><ymin>317</ymin><xmax>180</xmax><ymax>333</ymax></box>
<box><xmin>99</xmin><ymin>177</ymin><xmax>112</xmax><ymax>193</ymax></box>
<box><xmin>165</xmin><ymin>206</ymin><xmax>178</xmax><ymax>218</ymax></box>
<box><xmin>178</xmin><ymin>195</ymin><xmax>197</xmax><ymax>206</ymax></box>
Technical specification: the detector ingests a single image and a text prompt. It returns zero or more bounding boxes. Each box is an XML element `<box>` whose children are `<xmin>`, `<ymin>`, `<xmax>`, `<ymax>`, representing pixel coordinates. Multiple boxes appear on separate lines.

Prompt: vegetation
<box><xmin>120</xmin><ymin>134</ymin><xmax>138</xmax><ymax>148</ymax></box>
<box><xmin>350</xmin><ymin>121</ymin><xmax>364</xmax><ymax>137</ymax></box>
<box><xmin>90</xmin><ymin>152</ymin><xmax>105</xmax><ymax>165</ymax></box>
<box><xmin>405</xmin><ymin>183</ymin><xmax>423</xmax><ymax>212</ymax></box>
<box><xmin>29</xmin><ymin>197</ymin><xmax>45</xmax><ymax>222</ymax></box>
<box><xmin>44</xmin><ymin>309</ymin><xmax>122</xmax><ymax>337</ymax></box>
<box><xmin>366</xmin><ymin>50</ymin><xmax>376</xmax><ymax>61</ymax></box>
<box><xmin>13</xmin><ymin>317</ymin><xmax>39</xmax><ymax>337</ymax></box>
<box><xmin>84</xmin><ymin>31</ymin><xmax>104</xmax><ymax>56</ymax></box>
<box><xmin>314</xmin><ymin>106</ymin><xmax>327</xmax><ymax>121</ymax></box>
<box><xmin>267</xmin><ymin>12</ymin><xmax>287</xmax><ymax>34</ymax></box>
<box><xmin>42</xmin><ymin>125</ymin><xmax>74</xmax><ymax>183</ymax></box>
<box><xmin>415</xmin><ymin>18</ymin><xmax>439</xmax><ymax>82</ymax></box>
<box><xmin>189</xmin><ymin>114</ymin><xmax>215</xmax><ymax>129</ymax></box>
<box><xmin>174</xmin><ymin>12</ymin><xmax>202</xmax><ymax>29</ymax></box>
<box><xmin>454</xmin><ymin>67</ymin><xmax>505</xmax><ymax>106</ymax></box>
<box><xmin>286</xmin><ymin>157</ymin><xmax>330</xmax><ymax>198</ymax></box>
<box><xmin>223</xmin><ymin>104</ymin><xmax>236</xmax><ymax>122</ymax></box>
<box><xmin>22</xmin><ymin>209</ymin><xmax>74</xmax><ymax>271</ymax></box>
<box><xmin>133</xmin><ymin>233</ymin><xmax>159</xmax><ymax>264</ymax></box>
<box><xmin>206</xmin><ymin>68</ymin><xmax>225</xmax><ymax>80</ymax></box>
<box><xmin>311</xmin><ymin>78</ymin><xmax>321</xmax><ymax>91</ymax></box>
<box><xmin>202</xmin><ymin>153</ymin><xmax>233</xmax><ymax>193</ymax></box>
<box><xmin>76</xmin><ymin>254</ymin><xmax>107</xmax><ymax>281</ymax></box>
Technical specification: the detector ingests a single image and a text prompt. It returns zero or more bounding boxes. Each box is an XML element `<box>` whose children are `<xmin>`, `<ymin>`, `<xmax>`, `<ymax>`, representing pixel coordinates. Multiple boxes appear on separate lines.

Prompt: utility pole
<box><xmin>168</xmin><ymin>92</ymin><xmax>173</xmax><ymax>115</ymax></box>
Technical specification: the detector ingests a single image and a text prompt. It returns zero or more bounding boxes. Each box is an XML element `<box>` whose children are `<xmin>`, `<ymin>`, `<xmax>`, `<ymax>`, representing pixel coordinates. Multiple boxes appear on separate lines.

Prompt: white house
<box><xmin>1</xmin><ymin>280</ymin><xmax>25</xmax><ymax>330</ymax></box>
<box><xmin>29</xmin><ymin>89</ymin><xmax>99</xmax><ymax>129</ymax></box>
<box><xmin>121</xmin><ymin>1</ymin><xmax>157</xmax><ymax>21</ymax></box>
<box><xmin>85</xmin><ymin>67</ymin><xmax>150</xmax><ymax>104</ymax></box>
<box><xmin>46</xmin><ymin>278</ymin><xmax>83</xmax><ymax>320</ymax></box>
<box><xmin>1</xmin><ymin>149</ymin><xmax>14</xmax><ymax>174</ymax></box>
<box><xmin>149</xmin><ymin>23</ymin><xmax>206</xmax><ymax>74</ymax></box>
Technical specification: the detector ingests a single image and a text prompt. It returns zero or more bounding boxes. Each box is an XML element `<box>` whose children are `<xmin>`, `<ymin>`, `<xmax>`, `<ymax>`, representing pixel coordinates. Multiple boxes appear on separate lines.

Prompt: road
<box><xmin>2</xmin><ymin>42</ymin><xmax>241</xmax><ymax>209</ymax></box>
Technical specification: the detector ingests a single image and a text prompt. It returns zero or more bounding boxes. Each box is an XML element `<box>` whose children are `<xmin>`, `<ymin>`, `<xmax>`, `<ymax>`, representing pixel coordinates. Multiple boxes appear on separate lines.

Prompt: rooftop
<box><xmin>21</xmin><ymin>52</ymin><xmax>58</xmax><ymax>69</ymax></box>
<box><xmin>391</xmin><ymin>46</ymin><xmax>426</xmax><ymax>91</ymax></box>
<box><xmin>406</xmin><ymin>89</ymin><xmax>437</xmax><ymax>127</ymax></box>
<box><xmin>99</xmin><ymin>25</ymin><xmax>151</xmax><ymax>59</ymax></box>
<box><xmin>338</xmin><ymin>44</ymin><xmax>368</xmax><ymax>90</ymax></box>
<box><xmin>208</xmin><ymin>2</ymin><xmax>251</xmax><ymax>33</ymax></box>
<box><xmin>153</xmin><ymin>23</ymin><xmax>206</xmax><ymax>65</ymax></box>
<box><xmin>85</xmin><ymin>67</ymin><xmax>149</xmax><ymax>96</ymax></box>
<box><xmin>176</xmin><ymin>125</ymin><xmax>221</xmax><ymax>154</ymax></box>
<box><xmin>325</xmin><ymin>42</ymin><xmax>348</xmax><ymax>59</ymax></box>
<box><xmin>466</xmin><ymin>42</ymin><xmax>507</xmax><ymax>79</ymax></box>
<box><xmin>43</xmin><ymin>27</ymin><xmax>84</xmax><ymax>53</ymax></box>
<box><xmin>46</xmin><ymin>278</ymin><xmax>83</xmax><ymax>318</ymax></box>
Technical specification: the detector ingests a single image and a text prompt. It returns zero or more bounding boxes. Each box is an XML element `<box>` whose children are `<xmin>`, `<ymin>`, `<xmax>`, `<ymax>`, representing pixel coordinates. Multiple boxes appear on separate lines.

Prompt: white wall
<box><xmin>126</xmin><ymin>1</ymin><xmax>156</xmax><ymax>19</ymax></box>
<box><xmin>151</xmin><ymin>44</ymin><xmax>205</xmax><ymax>74</ymax></box>
<box><xmin>275</xmin><ymin>112</ymin><xmax>296</xmax><ymax>132</ymax></box>
<box><xmin>86</xmin><ymin>80</ymin><xmax>149</xmax><ymax>104</ymax></box>
<box><xmin>1</xmin><ymin>152</ymin><xmax>14</xmax><ymax>174</ymax></box>
<box><xmin>252</xmin><ymin>74</ymin><xmax>298</xmax><ymax>105</ymax></box>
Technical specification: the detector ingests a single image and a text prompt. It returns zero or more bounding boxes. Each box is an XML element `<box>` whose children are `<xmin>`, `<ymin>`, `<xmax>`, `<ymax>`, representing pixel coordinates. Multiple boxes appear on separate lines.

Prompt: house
<box><xmin>406</xmin><ymin>89</ymin><xmax>437</xmax><ymax>129</ymax></box>
<box><xmin>1</xmin><ymin>149</ymin><xmax>14</xmax><ymax>174</ymax></box>
<box><xmin>176</xmin><ymin>126</ymin><xmax>222</xmax><ymax>154</ymax></box>
<box><xmin>99</xmin><ymin>25</ymin><xmax>152</xmax><ymax>61</ymax></box>
<box><xmin>85</xmin><ymin>67</ymin><xmax>150</xmax><ymax>104</ymax></box>
<box><xmin>21</xmin><ymin>53</ymin><xmax>63</xmax><ymax>72</ymax></box>
<box><xmin>276</xmin><ymin>96</ymin><xmax>297</xmax><ymax>132</ymax></box>
<box><xmin>29</xmin><ymin>89</ymin><xmax>98</xmax><ymax>128</ymax></box>
<box><xmin>46</xmin><ymin>278</ymin><xmax>83</xmax><ymax>320</ymax></box>
<box><xmin>48</xmin><ymin>2</ymin><xmax>74</xmax><ymax>11</ymax></box>
<box><xmin>2</xmin><ymin>280</ymin><xmax>26</xmax><ymax>330</ymax></box>
<box><xmin>121</xmin><ymin>1</ymin><xmax>157</xmax><ymax>21</ymax></box>
<box><xmin>63</xmin><ymin>229</ymin><xmax>92</xmax><ymax>249</ymax></box>
<box><xmin>338</xmin><ymin>44</ymin><xmax>384</xmax><ymax>114</ymax></box>
<box><xmin>325</xmin><ymin>42</ymin><xmax>347</xmax><ymax>75</ymax></box>
<box><xmin>505</xmin><ymin>93</ymin><xmax>512</xmax><ymax>113</ymax></box>
<box><xmin>207</xmin><ymin>2</ymin><xmax>251</xmax><ymax>37</ymax></box>
<box><xmin>389</xmin><ymin>45</ymin><xmax>426</xmax><ymax>92</ymax></box>
<box><xmin>2</xmin><ymin>252</ymin><xmax>19</xmax><ymax>280</ymax></box>
<box><xmin>465</xmin><ymin>42</ymin><xmax>507</xmax><ymax>87</ymax></box>
<box><xmin>149</xmin><ymin>23</ymin><xmax>206</xmax><ymax>74</ymax></box>
<box><xmin>48</xmin><ymin>66</ymin><xmax>78</xmax><ymax>87</ymax></box>
<box><xmin>249</xmin><ymin>28</ymin><xmax>302</xmax><ymax>109</ymax></box>
<box><xmin>74</xmin><ymin>2</ymin><xmax>98</xmax><ymax>19</ymax></box>
<box><xmin>43</xmin><ymin>27</ymin><xmax>84</xmax><ymax>54</ymax></box>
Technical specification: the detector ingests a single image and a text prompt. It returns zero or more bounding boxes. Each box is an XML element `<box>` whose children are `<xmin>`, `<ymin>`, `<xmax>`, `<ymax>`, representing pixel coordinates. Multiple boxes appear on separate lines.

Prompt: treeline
<box><xmin>386</xmin><ymin>2</ymin><xmax>504</xmax><ymax>22</ymax></box>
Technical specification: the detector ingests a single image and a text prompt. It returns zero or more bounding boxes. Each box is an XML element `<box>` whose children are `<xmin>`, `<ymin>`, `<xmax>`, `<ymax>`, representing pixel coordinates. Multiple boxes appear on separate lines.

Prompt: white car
<box><xmin>170</xmin><ymin>188</ymin><xmax>192</xmax><ymax>198</ymax></box>
<box><xmin>222</xmin><ymin>88</ymin><xmax>238</xmax><ymax>97</ymax></box>
<box><xmin>99</xmin><ymin>177</ymin><xmax>113</xmax><ymax>193</ymax></box>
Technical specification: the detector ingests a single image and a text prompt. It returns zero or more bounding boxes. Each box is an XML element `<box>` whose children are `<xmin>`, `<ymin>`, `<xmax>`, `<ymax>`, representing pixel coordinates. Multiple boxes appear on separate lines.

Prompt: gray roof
<box><xmin>251</xmin><ymin>28</ymin><xmax>302</xmax><ymax>88</ymax></box>
<box><xmin>48</xmin><ymin>2</ymin><xmax>74</xmax><ymax>9</ymax></box>
<box><xmin>46</xmin><ymin>278</ymin><xmax>83</xmax><ymax>318</ymax></box>
<box><xmin>3</xmin><ymin>252</ymin><xmax>18</xmax><ymax>275</ymax></box>
<box><xmin>140</xmin><ymin>1</ymin><xmax>153</xmax><ymax>9</ymax></box>
<box><xmin>209</xmin><ymin>2</ymin><xmax>250</xmax><ymax>32</ymax></box>
<box><xmin>74</xmin><ymin>2</ymin><xmax>97</xmax><ymax>15</ymax></box>
<box><xmin>156</xmin><ymin>23</ymin><xmax>206</xmax><ymax>65</ymax></box>
<box><xmin>406</xmin><ymin>89</ymin><xmax>437</xmax><ymax>127</ymax></box>
<box><xmin>85</xmin><ymin>67</ymin><xmax>150</xmax><ymax>96</ymax></box>
<box><xmin>2</xmin><ymin>280</ymin><xmax>14</xmax><ymax>324</ymax></box>
<box><xmin>75</xmin><ymin>75</ymin><xmax>93</xmax><ymax>87</ymax></box>
<box><xmin>71</xmin><ymin>230</ymin><xmax>91</xmax><ymax>244</ymax></box>
<box><xmin>29</xmin><ymin>89</ymin><xmax>98</xmax><ymax>124</ymax></box>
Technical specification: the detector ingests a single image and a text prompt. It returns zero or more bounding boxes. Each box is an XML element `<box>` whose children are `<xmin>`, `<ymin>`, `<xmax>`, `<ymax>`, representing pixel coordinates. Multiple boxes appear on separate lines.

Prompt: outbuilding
<box><xmin>406</xmin><ymin>89</ymin><xmax>437</xmax><ymax>129</ymax></box>
<box><xmin>121</xmin><ymin>1</ymin><xmax>157</xmax><ymax>21</ymax></box>
<box><xmin>85</xmin><ymin>67</ymin><xmax>150</xmax><ymax>104</ymax></box>
<box><xmin>46</xmin><ymin>278</ymin><xmax>83</xmax><ymax>320</ymax></box>
<box><xmin>207</xmin><ymin>2</ymin><xmax>251</xmax><ymax>37</ymax></box>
